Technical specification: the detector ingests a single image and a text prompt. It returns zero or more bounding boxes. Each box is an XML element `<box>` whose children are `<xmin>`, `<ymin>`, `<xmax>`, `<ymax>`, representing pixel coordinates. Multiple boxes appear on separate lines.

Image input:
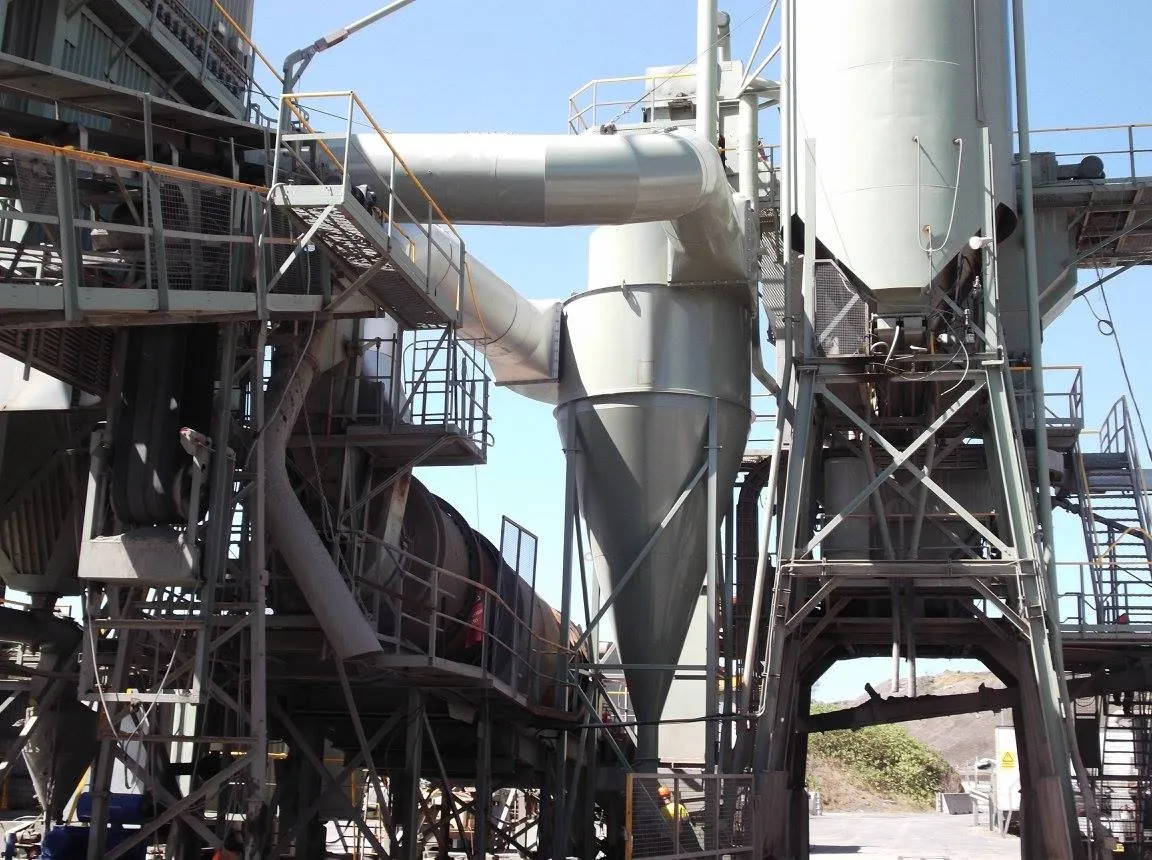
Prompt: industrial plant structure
<box><xmin>0</xmin><ymin>1</ymin><xmax>1149</xmax><ymax>859</ymax></box>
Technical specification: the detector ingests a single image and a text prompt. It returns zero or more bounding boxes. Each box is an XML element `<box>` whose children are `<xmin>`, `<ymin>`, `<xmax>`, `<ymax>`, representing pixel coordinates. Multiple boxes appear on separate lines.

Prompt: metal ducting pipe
<box><xmin>264</xmin><ymin>329</ymin><xmax>383</xmax><ymax>662</ymax></box>
<box><xmin>0</xmin><ymin>606</ymin><xmax>81</xmax><ymax>651</ymax></box>
<box><xmin>409</xmin><ymin>225</ymin><xmax>560</xmax><ymax>392</ymax></box>
<box><xmin>0</xmin><ymin>607</ymin><xmax>94</xmax><ymax>823</ymax></box>
<box><xmin>354</xmin><ymin>130</ymin><xmax>746</xmax><ymax>280</ymax></box>
<box><xmin>734</xmin><ymin>456</ymin><xmax>773</xmax><ymax>652</ymax></box>
<box><xmin>696</xmin><ymin>0</ymin><xmax>719</xmax><ymax>146</ymax></box>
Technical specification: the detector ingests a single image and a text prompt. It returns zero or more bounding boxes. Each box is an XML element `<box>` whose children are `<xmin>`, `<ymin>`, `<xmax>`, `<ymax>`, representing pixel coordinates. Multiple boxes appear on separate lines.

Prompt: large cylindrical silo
<box><xmin>795</xmin><ymin>0</ymin><xmax>1015</xmax><ymax>313</ymax></box>
<box><xmin>556</xmin><ymin>221</ymin><xmax>752</xmax><ymax>761</ymax></box>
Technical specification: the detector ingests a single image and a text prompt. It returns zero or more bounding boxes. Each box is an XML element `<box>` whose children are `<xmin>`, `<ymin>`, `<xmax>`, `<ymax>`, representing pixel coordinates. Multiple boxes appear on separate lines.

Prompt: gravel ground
<box><xmin>810</xmin><ymin>812</ymin><xmax>1021</xmax><ymax>859</ymax></box>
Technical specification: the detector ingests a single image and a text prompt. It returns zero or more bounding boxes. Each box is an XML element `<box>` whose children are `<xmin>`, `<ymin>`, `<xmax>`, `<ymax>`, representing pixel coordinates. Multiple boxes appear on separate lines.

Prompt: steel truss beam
<box><xmin>833</xmin><ymin>422</ymin><xmax>985</xmax><ymax>559</ymax></box>
<box><xmin>815</xmin><ymin>380</ymin><xmax>1012</xmax><ymax>557</ymax></box>
<box><xmin>744</xmin><ymin>117</ymin><xmax>1088</xmax><ymax>858</ymax></box>
<box><xmin>271</xmin><ymin>700</ymin><xmax>390</xmax><ymax>858</ymax></box>
<box><xmin>82</xmin><ymin>324</ymin><xmax>273</xmax><ymax>859</ymax></box>
<box><xmin>270</xmin><ymin>711</ymin><xmax>405</xmax><ymax>856</ymax></box>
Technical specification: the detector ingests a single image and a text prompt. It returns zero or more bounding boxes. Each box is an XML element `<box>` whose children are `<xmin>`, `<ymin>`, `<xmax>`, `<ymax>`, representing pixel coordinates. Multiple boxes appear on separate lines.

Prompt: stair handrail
<box><xmin>1073</xmin><ymin>437</ymin><xmax>1108</xmax><ymax>622</ymax></box>
<box><xmin>271</xmin><ymin>91</ymin><xmax>466</xmax><ymax>318</ymax></box>
<box><xmin>1101</xmin><ymin>398</ymin><xmax>1152</xmax><ymax>562</ymax></box>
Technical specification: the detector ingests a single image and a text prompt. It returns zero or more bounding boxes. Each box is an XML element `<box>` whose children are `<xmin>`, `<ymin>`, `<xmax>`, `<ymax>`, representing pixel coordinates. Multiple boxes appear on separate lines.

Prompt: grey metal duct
<box><xmin>408</xmin><ymin>225</ymin><xmax>560</xmax><ymax>393</ymax></box>
<box><xmin>354</xmin><ymin>130</ymin><xmax>747</xmax><ymax>281</ymax></box>
<box><xmin>0</xmin><ymin>606</ymin><xmax>80</xmax><ymax>651</ymax></box>
<box><xmin>263</xmin><ymin>328</ymin><xmax>383</xmax><ymax>662</ymax></box>
<box><xmin>556</xmin><ymin>222</ymin><xmax>752</xmax><ymax>743</ymax></box>
<box><xmin>0</xmin><ymin>607</ymin><xmax>93</xmax><ymax>823</ymax></box>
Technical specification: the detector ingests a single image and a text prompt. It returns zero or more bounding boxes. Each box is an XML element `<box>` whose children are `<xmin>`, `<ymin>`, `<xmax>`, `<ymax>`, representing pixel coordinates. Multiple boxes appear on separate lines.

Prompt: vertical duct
<box><xmin>263</xmin><ymin>329</ymin><xmax>383</xmax><ymax>662</ymax></box>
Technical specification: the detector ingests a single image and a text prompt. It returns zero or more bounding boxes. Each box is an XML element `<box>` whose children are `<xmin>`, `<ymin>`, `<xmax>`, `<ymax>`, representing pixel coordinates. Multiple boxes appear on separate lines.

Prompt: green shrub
<box><xmin>807</xmin><ymin>705</ymin><xmax>954</xmax><ymax>805</ymax></box>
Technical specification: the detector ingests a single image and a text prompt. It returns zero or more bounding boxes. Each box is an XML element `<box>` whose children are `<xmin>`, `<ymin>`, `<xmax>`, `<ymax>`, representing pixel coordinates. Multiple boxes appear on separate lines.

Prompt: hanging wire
<box><xmin>1082</xmin><ymin>264</ymin><xmax>1152</xmax><ymax>464</ymax></box>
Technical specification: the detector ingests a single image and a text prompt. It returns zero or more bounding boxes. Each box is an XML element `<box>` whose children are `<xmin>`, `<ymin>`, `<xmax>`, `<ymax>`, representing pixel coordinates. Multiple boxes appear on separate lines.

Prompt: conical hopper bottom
<box><xmin>558</xmin><ymin>394</ymin><xmax>748</xmax><ymax>731</ymax></box>
<box><xmin>24</xmin><ymin>697</ymin><xmax>98</xmax><ymax>821</ymax></box>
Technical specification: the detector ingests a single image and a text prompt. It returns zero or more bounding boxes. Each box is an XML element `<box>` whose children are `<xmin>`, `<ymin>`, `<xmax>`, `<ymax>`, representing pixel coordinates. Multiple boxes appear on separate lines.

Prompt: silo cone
<box><xmin>23</xmin><ymin>697</ymin><xmax>98</xmax><ymax>821</ymax></box>
<box><xmin>556</xmin><ymin>224</ymin><xmax>752</xmax><ymax>765</ymax></box>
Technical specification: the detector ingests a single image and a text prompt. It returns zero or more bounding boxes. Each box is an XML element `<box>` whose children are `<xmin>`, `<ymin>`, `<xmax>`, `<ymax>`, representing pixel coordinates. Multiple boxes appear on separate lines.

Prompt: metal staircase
<box><xmin>1091</xmin><ymin>693</ymin><xmax>1152</xmax><ymax>854</ymax></box>
<box><xmin>269</xmin><ymin>91</ymin><xmax>465</xmax><ymax>329</ymax></box>
<box><xmin>1072</xmin><ymin>398</ymin><xmax>1152</xmax><ymax>624</ymax></box>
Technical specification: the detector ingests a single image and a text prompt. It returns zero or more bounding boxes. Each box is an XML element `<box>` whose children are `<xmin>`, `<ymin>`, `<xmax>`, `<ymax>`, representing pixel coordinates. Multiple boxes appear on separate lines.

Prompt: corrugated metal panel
<box><xmin>60</xmin><ymin>11</ymin><xmax>165</xmax><ymax>96</ymax></box>
<box><xmin>0</xmin><ymin>0</ymin><xmax>45</xmax><ymax>59</ymax></box>
<box><xmin>175</xmin><ymin>0</ymin><xmax>254</xmax><ymax>34</ymax></box>
<box><xmin>54</xmin><ymin>10</ymin><xmax>170</xmax><ymax>127</ymax></box>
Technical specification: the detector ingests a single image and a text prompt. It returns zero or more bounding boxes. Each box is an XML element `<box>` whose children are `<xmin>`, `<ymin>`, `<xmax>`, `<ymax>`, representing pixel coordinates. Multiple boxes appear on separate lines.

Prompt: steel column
<box><xmin>53</xmin><ymin>154</ymin><xmax>80</xmax><ymax>321</ymax></box>
<box><xmin>474</xmin><ymin>702</ymin><xmax>492</xmax><ymax>860</ymax></box>
<box><xmin>403</xmin><ymin>690</ymin><xmax>425</xmax><ymax>860</ymax></box>
<box><xmin>705</xmin><ymin>398</ymin><xmax>720</xmax><ymax>776</ymax></box>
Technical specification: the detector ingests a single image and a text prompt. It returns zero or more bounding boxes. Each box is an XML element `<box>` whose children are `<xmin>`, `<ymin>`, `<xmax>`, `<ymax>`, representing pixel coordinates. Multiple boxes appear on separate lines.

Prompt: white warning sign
<box><xmin>995</xmin><ymin>726</ymin><xmax>1021</xmax><ymax>813</ymax></box>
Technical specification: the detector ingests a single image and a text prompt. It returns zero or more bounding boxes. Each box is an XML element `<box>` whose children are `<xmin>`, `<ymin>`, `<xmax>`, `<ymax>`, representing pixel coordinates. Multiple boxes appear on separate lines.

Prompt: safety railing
<box><xmin>327</xmin><ymin>328</ymin><xmax>490</xmax><ymax>457</ymax></box>
<box><xmin>1011</xmin><ymin>365</ymin><xmax>1085</xmax><ymax>438</ymax></box>
<box><xmin>352</xmin><ymin>533</ymin><xmax>587</xmax><ymax>711</ymax></box>
<box><xmin>594</xmin><ymin>675</ymin><xmax>638</xmax><ymax>751</ymax></box>
<box><xmin>747</xmin><ymin>393</ymin><xmax>776</xmax><ymax>455</ymax></box>
<box><xmin>403</xmin><ymin>332</ymin><xmax>490</xmax><ymax>446</ymax></box>
<box><xmin>1059</xmin><ymin>560</ymin><xmax>1152</xmax><ymax>633</ymax></box>
<box><xmin>1024</xmin><ymin>122</ymin><xmax>1152</xmax><ymax>183</ymax></box>
<box><xmin>568</xmin><ymin>71</ymin><xmax>697</xmax><ymax>133</ymax></box>
<box><xmin>625</xmin><ymin>773</ymin><xmax>756</xmax><ymax>860</ymax></box>
<box><xmin>0</xmin><ymin>135</ymin><xmax>270</xmax><ymax>320</ymax></box>
<box><xmin>271</xmin><ymin>91</ymin><xmax>465</xmax><ymax>321</ymax></box>
<box><xmin>1100</xmin><ymin>396</ymin><xmax>1152</xmax><ymax>525</ymax></box>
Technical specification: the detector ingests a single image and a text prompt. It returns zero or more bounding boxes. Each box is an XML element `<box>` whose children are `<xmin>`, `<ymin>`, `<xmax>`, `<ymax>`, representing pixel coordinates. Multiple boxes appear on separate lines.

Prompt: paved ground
<box><xmin>810</xmin><ymin>813</ymin><xmax>1020</xmax><ymax>859</ymax></box>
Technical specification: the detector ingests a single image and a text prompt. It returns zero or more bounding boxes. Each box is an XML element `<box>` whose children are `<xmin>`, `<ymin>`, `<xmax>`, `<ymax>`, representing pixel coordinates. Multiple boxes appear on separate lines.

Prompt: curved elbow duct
<box><xmin>408</xmin><ymin>225</ymin><xmax>559</xmax><ymax>394</ymax></box>
<box><xmin>355</xmin><ymin>130</ymin><xmax>747</xmax><ymax>281</ymax></box>
<box><xmin>264</xmin><ymin>329</ymin><xmax>383</xmax><ymax>662</ymax></box>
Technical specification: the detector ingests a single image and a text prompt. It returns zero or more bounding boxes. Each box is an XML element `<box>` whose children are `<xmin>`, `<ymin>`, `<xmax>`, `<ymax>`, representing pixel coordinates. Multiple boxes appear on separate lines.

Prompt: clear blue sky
<box><xmin>252</xmin><ymin>1</ymin><xmax>1152</xmax><ymax>702</ymax></box>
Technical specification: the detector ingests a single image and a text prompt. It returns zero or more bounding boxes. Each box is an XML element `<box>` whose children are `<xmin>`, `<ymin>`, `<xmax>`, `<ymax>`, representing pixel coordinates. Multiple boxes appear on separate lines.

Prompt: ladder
<box><xmin>1072</xmin><ymin>398</ymin><xmax>1152</xmax><ymax>624</ymax></box>
<box><xmin>1094</xmin><ymin>692</ymin><xmax>1152</xmax><ymax>853</ymax></box>
<box><xmin>269</xmin><ymin>91</ymin><xmax>464</xmax><ymax>330</ymax></box>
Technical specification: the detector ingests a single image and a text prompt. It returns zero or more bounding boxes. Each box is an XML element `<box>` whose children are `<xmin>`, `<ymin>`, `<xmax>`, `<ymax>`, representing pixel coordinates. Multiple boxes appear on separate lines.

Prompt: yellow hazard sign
<box><xmin>1000</xmin><ymin>751</ymin><xmax>1016</xmax><ymax>769</ymax></box>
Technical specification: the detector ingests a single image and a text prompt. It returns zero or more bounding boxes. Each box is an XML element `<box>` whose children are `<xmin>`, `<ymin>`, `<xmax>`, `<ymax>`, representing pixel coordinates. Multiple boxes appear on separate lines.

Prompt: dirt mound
<box><xmin>808</xmin><ymin>670</ymin><xmax>1004</xmax><ymax>810</ymax></box>
<box><xmin>855</xmin><ymin>671</ymin><xmax>1006</xmax><ymax>771</ymax></box>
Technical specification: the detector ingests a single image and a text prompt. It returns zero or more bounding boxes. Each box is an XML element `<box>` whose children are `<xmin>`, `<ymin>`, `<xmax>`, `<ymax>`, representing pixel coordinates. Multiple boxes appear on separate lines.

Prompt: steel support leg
<box><xmin>474</xmin><ymin>703</ymin><xmax>492</xmax><ymax>860</ymax></box>
<box><xmin>753</xmin><ymin>367</ymin><xmax>818</xmax><ymax>777</ymax></box>
<box><xmin>987</xmin><ymin>368</ymin><xmax>1079</xmax><ymax>859</ymax></box>
<box><xmin>786</xmin><ymin>682</ymin><xmax>812</xmax><ymax>860</ymax></box>
<box><xmin>705</xmin><ymin>398</ymin><xmax>720</xmax><ymax>843</ymax></box>
<box><xmin>403</xmin><ymin>690</ymin><xmax>425</xmax><ymax>860</ymax></box>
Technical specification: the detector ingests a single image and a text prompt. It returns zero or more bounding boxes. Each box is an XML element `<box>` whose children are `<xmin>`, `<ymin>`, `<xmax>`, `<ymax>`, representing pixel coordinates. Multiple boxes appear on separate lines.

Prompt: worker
<box><xmin>657</xmin><ymin>785</ymin><xmax>700</xmax><ymax>852</ymax></box>
<box><xmin>657</xmin><ymin>785</ymin><xmax>689</xmax><ymax>825</ymax></box>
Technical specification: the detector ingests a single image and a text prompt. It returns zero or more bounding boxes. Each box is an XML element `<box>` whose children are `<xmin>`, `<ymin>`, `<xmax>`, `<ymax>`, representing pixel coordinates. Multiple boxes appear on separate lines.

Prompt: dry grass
<box><xmin>809</xmin><ymin>670</ymin><xmax>1000</xmax><ymax>810</ymax></box>
<box><xmin>807</xmin><ymin>755</ymin><xmax>928</xmax><ymax>812</ymax></box>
